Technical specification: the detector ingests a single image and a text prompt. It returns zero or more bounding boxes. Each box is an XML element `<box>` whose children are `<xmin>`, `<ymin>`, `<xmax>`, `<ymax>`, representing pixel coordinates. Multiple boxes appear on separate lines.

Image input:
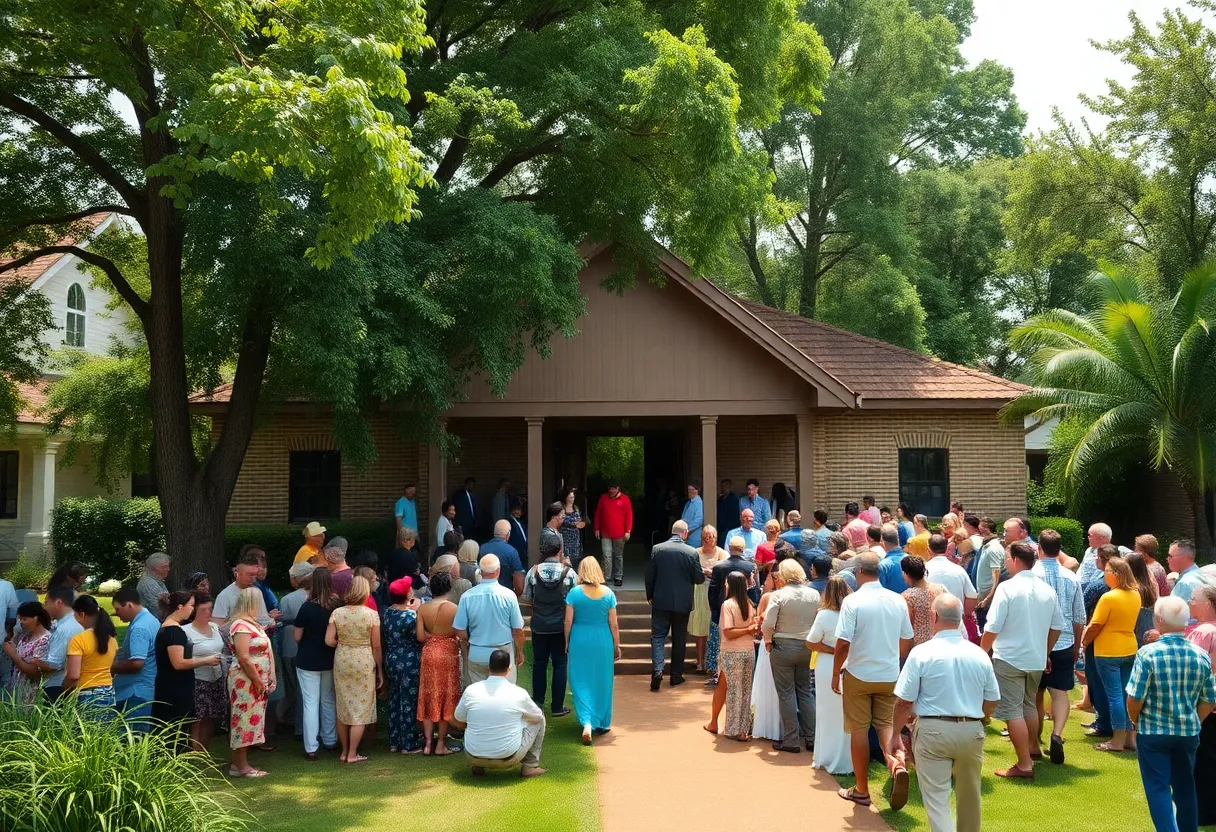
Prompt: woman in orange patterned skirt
<box><xmin>415</xmin><ymin>571</ymin><xmax>463</xmax><ymax>756</ymax></box>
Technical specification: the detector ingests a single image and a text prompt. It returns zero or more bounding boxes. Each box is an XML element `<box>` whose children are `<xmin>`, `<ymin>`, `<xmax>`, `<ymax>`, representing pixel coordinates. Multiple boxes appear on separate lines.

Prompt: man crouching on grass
<box><xmin>452</xmin><ymin>649</ymin><xmax>547</xmax><ymax>778</ymax></box>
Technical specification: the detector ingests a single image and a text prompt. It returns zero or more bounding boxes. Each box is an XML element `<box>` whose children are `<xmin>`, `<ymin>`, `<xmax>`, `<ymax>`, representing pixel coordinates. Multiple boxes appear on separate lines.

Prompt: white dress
<box><xmin>750</xmin><ymin>639</ymin><xmax>783</xmax><ymax>741</ymax></box>
<box><xmin>808</xmin><ymin>609</ymin><xmax>852</xmax><ymax>774</ymax></box>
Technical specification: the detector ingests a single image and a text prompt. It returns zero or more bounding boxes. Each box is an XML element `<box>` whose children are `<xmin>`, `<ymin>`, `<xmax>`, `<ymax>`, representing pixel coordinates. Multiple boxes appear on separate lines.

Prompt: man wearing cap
<box><xmin>295</xmin><ymin>522</ymin><xmax>326</xmax><ymax>565</ymax></box>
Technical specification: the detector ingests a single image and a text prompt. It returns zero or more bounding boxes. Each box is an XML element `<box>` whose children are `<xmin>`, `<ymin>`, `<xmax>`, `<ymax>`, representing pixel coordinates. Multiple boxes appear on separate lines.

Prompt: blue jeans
<box><xmin>1085</xmin><ymin>643</ymin><xmax>1112</xmax><ymax>733</ymax></box>
<box><xmin>1138</xmin><ymin>733</ymin><xmax>1200</xmax><ymax>832</ymax></box>
<box><xmin>1094</xmin><ymin>654</ymin><xmax>1135</xmax><ymax>731</ymax></box>
<box><xmin>650</xmin><ymin>609</ymin><xmax>689</xmax><ymax>679</ymax></box>
<box><xmin>118</xmin><ymin>695</ymin><xmax>153</xmax><ymax>734</ymax></box>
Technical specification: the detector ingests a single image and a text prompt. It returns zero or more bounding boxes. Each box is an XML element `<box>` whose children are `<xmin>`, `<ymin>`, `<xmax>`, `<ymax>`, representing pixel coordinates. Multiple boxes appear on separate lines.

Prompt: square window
<box><xmin>288</xmin><ymin>451</ymin><xmax>341</xmax><ymax>523</ymax></box>
<box><xmin>898</xmin><ymin>448</ymin><xmax>949</xmax><ymax>518</ymax></box>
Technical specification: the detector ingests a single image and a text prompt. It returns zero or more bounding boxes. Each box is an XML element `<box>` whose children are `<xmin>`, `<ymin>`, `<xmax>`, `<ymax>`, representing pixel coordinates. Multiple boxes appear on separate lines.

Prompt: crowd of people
<box><xmin>3</xmin><ymin>481</ymin><xmax>1215</xmax><ymax>831</ymax></box>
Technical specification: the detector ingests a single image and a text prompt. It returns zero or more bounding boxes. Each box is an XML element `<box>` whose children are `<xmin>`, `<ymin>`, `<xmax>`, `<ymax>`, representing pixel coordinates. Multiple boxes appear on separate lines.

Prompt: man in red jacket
<box><xmin>594</xmin><ymin>480</ymin><xmax>634</xmax><ymax>587</ymax></box>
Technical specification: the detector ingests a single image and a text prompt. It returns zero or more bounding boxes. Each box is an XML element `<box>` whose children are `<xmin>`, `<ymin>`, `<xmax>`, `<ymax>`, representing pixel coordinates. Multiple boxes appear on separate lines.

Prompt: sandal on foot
<box><xmin>347</xmin><ymin>754</ymin><xmax>368</xmax><ymax>764</ymax></box>
<box><xmin>838</xmin><ymin>787</ymin><xmax>871</xmax><ymax>807</ymax></box>
<box><xmin>702</xmin><ymin>724</ymin><xmax>719</xmax><ymax>735</ymax></box>
<box><xmin>228</xmin><ymin>768</ymin><xmax>269</xmax><ymax>778</ymax></box>
<box><xmin>1094</xmin><ymin>742</ymin><xmax>1129</xmax><ymax>753</ymax></box>
<box><xmin>889</xmin><ymin>767</ymin><xmax>910</xmax><ymax>810</ymax></box>
<box><xmin>994</xmin><ymin>765</ymin><xmax>1035</xmax><ymax>779</ymax></box>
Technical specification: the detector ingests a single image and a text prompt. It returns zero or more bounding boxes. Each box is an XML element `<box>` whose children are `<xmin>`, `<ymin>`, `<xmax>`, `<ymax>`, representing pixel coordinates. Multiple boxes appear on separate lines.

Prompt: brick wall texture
<box><xmin>220</xmin><ymin>408</ymin><xmax>1026</xmax><ymax>527</ymax></box>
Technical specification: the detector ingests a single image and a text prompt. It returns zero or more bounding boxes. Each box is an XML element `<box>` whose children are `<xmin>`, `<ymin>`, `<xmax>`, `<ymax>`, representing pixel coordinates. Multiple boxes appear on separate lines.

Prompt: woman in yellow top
<box><xmin>64</xmin><ymin>594</ymin><xmax>119</xmax><ymax>714</ymax></box>
<box><xmin>1082</xmin><ymin>555</ymin><xmax>1140</xmax><ymax>753</ymax></box>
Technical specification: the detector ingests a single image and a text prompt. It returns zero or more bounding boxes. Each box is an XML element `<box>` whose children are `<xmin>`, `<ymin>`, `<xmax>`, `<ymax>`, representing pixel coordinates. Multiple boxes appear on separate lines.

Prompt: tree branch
<box><xmin>447</xmin><ymin>0</ymin><xmax>513</xmax><ymax>46</ymax></box>
<box><xmin>0</xmin><ymin>245</ymin><xmax>149</xmax><ymax>323</ymax></box>
<box><xmin>18</xmin><ymin>206</ymin><xmax>134</xmax><ymax>229</ymax></box>
<box><xmin>478</xmin><ymin>133</ymin><xmax>566</xmax><ymax>189</ymax></box>
<box><xmin>0</xmin><ymin>92</ymin><xmax>145</xmax><ymax>214</ymax></box>
<box><xmin>434</xmin><ymin>134</ymin><xmax>469</xmax><ymax>184</ymax></box>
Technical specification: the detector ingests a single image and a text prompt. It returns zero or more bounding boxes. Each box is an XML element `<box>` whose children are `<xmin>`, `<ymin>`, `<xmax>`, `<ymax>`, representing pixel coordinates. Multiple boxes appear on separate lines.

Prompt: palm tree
<box><xmin>1002</xmin><ymin>262</ymin><xmax>1216</xmax><ymax>554</ymax></box>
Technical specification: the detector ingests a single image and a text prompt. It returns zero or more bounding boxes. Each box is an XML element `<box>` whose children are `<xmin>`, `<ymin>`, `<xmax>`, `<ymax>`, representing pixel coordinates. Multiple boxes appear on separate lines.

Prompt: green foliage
<box><xmin>50</xmin><ymin>497</ymin><xmax>165</xmax><ymax>582</ymax></box>
<box><xmin>1005</xmin><ymin>6</ymin><xmax>1216</xmax><ymax>296</ymax></box>
<box><xmin>1029</xmin><ymin>517</ymin><xmax>1085</xmax><ymax>559</ymax></box>
<box><xmin>0</xmin><ymin>698</ymin><xmax>251</xmax><ymax>832</ymax></box>
<box><xmin>1003</xmin><ymin>261</ymin><xmax>1216</xmax><ymax>551</ymax></box>
<box><xmin>0</xmin><ymin>280</ymin><xmax>53</xmax><ymax>432</ymax></box>
<box><xmin>817</xmin><ymin>257</ymin><xmax>927</xmax><ymax>351</ymax></box>
<box><xmin>225</xmin><ymin>521</ymin><xmax>395</xmax><ymax>589</ymax></box>
<box><xmin>586</xmin><ymin>437</ymin><xmax>645</xmax><ymax>502</ymax></box>
<box><xmin>1026</xmin><ymin>478</ymin><xmax>1066</xmax><ymax>517</ymax></box>
<box><xmin>3</xmin><ymin>550</ymin><xmax>51</xmax><ymax>590</ymax></box>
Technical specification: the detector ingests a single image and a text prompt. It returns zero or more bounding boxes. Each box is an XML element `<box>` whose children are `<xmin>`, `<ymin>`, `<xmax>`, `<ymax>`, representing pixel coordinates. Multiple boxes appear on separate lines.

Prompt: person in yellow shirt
<box><xmin>903</xmin><ymin>514</ymin><xmax>931</xmax><ymax>558</ymax></box>
<box><xmin>65</xmin><ymin>594</ymin><xmax>119</xmax><ymax>714</ymax></box>
<box><xmin>294</xmin><ymin>521</ymin><xmax>327</xmax><ymax>566</ymax></box>
<box><xmin>1082</xmin><ymin>555</ymin><xmax>1141</xmax><ymax>754</ymax></box>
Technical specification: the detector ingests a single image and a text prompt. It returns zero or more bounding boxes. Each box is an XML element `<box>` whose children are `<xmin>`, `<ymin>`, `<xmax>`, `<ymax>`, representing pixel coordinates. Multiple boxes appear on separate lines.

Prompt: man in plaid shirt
<box><xmin>1126</xmin><ymin>595</ymin><xmax>1216</xmax><ymax>832</ymax></box>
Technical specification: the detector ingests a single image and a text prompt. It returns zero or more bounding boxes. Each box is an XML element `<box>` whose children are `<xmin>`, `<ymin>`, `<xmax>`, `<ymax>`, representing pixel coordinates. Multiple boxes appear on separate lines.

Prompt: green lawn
<box><xmin>837</xmin><ymin>704</ymin><xmax>1216</xmax><ymax>832</ymax></box>
<box><xmin>210</xmin><ymin>649</ymin><xmax>600</xmax><ymax>832</ymax></box>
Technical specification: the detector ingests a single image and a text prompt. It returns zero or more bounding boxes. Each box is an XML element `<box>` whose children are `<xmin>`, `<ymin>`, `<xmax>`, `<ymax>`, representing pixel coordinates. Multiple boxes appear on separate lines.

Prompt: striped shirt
<box><xmin>1125</xmin><ymin>633</ymin><xmax>1216</xmax><ymax>736</ymax></box>
<box><xmin>1032</xmin><ymin>558</ymin><xmax>1085</xmax><ymax>650</ymax></box>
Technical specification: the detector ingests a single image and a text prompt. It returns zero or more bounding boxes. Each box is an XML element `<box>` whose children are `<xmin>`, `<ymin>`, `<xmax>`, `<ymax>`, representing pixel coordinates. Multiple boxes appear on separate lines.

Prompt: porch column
<box><xmin>427</xmin><ymin>420</ymin><xmax>448</xmax><ymax>550</ymax></box>
<box><xmin>24</xmin><ymin>441</ymin><xmax>59</xmax><ymax>556</ymax></box>
<box><xmin>701</xmin><ymin>416</ymin><xmax>717</xmax><ymax>532</ymax></box>
<box><xmin>526</xmin><ymin>416</ymin><xmax>544</xmax><ymax>565</ymax></box>
<box><xmin>796</xmin><ymin>413</ymin><xmax>814</xmax><ymax>513</ymax></box>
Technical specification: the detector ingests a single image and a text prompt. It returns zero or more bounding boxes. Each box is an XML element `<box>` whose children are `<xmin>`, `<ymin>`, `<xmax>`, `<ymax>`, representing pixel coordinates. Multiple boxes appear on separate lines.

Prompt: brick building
<box><xmin>197</xmin><ymin>244</ymin><xmax>1029</xmax><ymax>564</ymax></box>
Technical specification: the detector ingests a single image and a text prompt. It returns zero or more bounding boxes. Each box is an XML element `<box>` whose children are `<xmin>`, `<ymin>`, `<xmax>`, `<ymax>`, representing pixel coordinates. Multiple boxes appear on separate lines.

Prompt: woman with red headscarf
<box><xmin>382</xmin><ymin>577</ymin><xmax>424</xmax><ymax>753</ymax></box>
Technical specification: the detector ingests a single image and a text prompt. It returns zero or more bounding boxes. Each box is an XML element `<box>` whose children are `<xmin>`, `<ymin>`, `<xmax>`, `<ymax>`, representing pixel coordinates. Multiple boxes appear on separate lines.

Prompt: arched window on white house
<box><xmin>65</xmin><ymin>283</ymin><xmax>86</xmax><ymax>347</ymax></box>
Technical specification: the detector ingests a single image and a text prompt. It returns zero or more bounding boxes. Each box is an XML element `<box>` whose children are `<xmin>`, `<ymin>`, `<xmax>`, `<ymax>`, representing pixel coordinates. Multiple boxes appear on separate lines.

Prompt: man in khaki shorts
<box><xmin>831</xmin><ymin>552</ymin><xmax>914</xmax><ymax>810</ymax></box>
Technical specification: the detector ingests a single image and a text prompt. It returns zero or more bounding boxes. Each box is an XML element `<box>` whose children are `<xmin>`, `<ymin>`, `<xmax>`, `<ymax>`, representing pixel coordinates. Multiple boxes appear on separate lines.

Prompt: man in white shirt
<box><xmin>924</xmin><ymin>534</ymin><xmax>977</xmax><ymax>633</ymax></box>
<box><xmin>981</xmin><ymin>542</ymin><xmax>1064</xmax><ymax>780</ymax></box>
<box><xmin>452</xmin><ymin>649</ymin><xmax>546</xmax><ymax>778</ymax></box>
<box><xmin>890</xmin><ymin>594</ymin><xmax>999</xmax><ymax>832</ymax></box>
<box><xmin>1031</xmin><ymin>529</ymin><xmax>1086</xmax><ymax>765</ymax></box>
<box><xmin>832</xmin><ymin>553</ymin><xmax>915</xmax><ymax>811</ymax></box>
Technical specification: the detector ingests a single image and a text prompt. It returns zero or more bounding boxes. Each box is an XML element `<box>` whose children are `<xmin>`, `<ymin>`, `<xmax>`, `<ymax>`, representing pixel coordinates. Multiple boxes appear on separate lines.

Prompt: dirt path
<box><xmin>594</xmin><ymin>675</ymin><xmax>891</xmax><ymax>831</ymax></box>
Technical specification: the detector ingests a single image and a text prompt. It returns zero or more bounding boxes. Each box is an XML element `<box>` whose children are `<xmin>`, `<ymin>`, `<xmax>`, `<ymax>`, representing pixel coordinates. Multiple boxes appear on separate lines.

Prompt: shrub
<box><xmin>0</xmin><ymin>699</ymin><xmax>251</xmax><ymax>831</ymax></box>
<box><xmin>1030</xmin><ymin>516</ymin><xmax>1085</xmax><ymax>558</ymax></box>
<box><xmin>50</xmin><ymin>497</ymin><xmax>165</xmax><ymax>583</ymax></box>
<box><xmin>3</xmin><ymin>550</ymin><xmax>51</xmax><ymax>590</ymax></box>
<box><xmin>224</xmin><ymin>521</ymin><xmax>396</xmax><ymax>590</ymax></box>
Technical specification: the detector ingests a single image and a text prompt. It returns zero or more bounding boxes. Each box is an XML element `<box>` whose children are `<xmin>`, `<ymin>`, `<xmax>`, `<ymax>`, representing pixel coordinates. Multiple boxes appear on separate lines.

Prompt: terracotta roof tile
<box><xmin>12</xmin><ymin>378</ymin><xmax>50</xmax><ymax>424</ymax></box>
<box><xmin>733</xmin><ymin>297</ymin><xmax>1027</xmax><ymax>401</ymax></box>
<box><xmin>0</xmin><ymin>212</ymin><xmax>113</xmax><ymax>287</ymax></box>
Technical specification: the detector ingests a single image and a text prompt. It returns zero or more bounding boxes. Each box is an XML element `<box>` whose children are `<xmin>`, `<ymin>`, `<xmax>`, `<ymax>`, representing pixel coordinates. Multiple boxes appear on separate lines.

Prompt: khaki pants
<box><xmin>467</xmin><ymin>646</ymin><xmax>518</xmax><ymax>686</ymax></box>
<box><xmin>912</xmin><ymin>718</ymin><xmax>986</xmax><ymax>832</ymax></box>
<box><xmin>466</xmin><ymin>716</ymin><xmax>546</xmax><ymax>770</ymax></box>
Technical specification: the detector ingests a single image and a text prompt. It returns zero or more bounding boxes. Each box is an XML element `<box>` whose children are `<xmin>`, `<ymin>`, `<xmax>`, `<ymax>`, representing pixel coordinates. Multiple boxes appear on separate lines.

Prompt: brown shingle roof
<box><xmin>13</xmin><ymin>378</ymin><xmax>50</xmax><ymax>424</ymax></box>
<box><xmin>733</xmin><ymin>297</ymin><xmax>1027</xmax><ymax>402</ymax></box>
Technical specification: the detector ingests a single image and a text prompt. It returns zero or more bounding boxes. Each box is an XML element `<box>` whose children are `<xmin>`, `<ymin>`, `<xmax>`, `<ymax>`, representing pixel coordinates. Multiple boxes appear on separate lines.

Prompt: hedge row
<box><xmin>50</xmin><ymin>497</ymin><xmax>166</xmax><ymax>583</ymax></box>
<box><xmin>1029</xmin><ymin>516</ymin><xmax>1085</xmax><ymax>559</ymax></box>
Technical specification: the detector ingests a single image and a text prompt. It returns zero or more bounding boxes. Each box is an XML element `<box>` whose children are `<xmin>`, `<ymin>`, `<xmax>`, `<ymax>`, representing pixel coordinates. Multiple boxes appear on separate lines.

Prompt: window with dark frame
<box><xmin>65</xmin><ymin>283</ymin><xmax>86</xmax><ymax>347</ymax></box>
<box><xmin>288</xmin><ymin>450</ymin><xmax>341</xmax><ymax>523</ymax></box>
<box><xmin>898</xmin><ymin>448</ymin><xmax>949</xmax><ymax>518</ymax></box>
<box><xmin>0</xmin><ymin>451</ymin><xmax>17</xmax><ymax>518</ymax></box>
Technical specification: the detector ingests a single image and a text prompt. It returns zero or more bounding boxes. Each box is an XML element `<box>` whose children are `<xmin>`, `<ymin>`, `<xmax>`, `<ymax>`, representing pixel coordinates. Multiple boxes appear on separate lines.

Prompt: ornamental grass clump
<box><xmin>0</xmin><ymin>700</ymin><xmax>251</xmax><ymax>832</ymax></box>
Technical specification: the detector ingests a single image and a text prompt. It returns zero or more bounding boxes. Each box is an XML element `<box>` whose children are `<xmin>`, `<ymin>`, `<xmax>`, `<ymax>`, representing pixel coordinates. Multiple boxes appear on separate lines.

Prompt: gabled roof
<box><xmin>0</xmin><ymin>212</ymin><xmax>117</xmax><ymax>289</ymax></box>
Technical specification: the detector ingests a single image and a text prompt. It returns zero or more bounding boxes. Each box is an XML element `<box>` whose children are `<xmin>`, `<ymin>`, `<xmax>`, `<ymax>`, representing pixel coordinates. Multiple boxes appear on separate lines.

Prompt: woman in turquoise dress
<box><xmin>383</xmin><ymin>577</ymin><xmax>423</xmax><ymax>753</ymax></box>
<box><xmin>564</xmin><ymin>557</ymin><xmax>621</xmax><ymax>746</ymax></box>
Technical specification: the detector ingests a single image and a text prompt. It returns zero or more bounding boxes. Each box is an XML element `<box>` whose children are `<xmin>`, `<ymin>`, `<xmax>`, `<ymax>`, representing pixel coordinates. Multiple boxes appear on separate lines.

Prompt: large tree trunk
<box><xmin>798</xmin><ymin>234</ymin><xmax>821</xmax><ymax>318</ymax></box>
<box><xmin>1183</xmin><ymin>481</ymin><xmax>1215</xmax><ymax>558</ymax></box>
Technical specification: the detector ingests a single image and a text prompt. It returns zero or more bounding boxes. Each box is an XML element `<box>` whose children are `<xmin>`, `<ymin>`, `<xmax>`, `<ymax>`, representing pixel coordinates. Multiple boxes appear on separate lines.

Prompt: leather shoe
<box><xmin>804</xmin><ymin>741</ymin><xmax>814</xmax><ymax>752</ymax></box>
<box><xmin>552</xmin><ymin>707</ymin><xmax>572</xmax><ymax>718</ymax></box>
<box><xmin>771</xmin><ymin>743</ymin><xmax>801</xmax><ymax>753</ymax></box>
<box><xmin>670</xmin><ymin>676</ymin><xmax>686</xmax><ymax>688</ymax></box>
<box><xmin>650</xmin><ymin>674</ymin><xmax>662</xmax><ymax>692</ymax></box>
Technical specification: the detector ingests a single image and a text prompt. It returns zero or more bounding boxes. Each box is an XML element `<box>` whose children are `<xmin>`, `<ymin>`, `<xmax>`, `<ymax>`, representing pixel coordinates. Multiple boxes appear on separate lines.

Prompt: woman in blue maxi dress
<box><xmin>564</xmin><ymin>557</ymin><xmax>620</xmax><ymax>745</ymax></box>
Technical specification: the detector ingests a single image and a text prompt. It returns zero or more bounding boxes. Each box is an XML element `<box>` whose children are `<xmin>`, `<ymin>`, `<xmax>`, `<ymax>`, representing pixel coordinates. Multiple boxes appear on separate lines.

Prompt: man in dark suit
<box><xmin>717</xmin><ymin>479</ymin><xmax>741</xmax><ymax>541</ymax></box>
<box><xmin>506</xmin><ymin>497</ymin><xmax>528</xmax><ymax>566</ymax></box>
<box><xmin>452</xmin><ymin>477</ymin><xmax>478</xmax><ymax>541</ymax></box>
<box><xmin>645</xmin><ymin>520</ymin><xmax>705</xmax><ymax>691</ymax></box>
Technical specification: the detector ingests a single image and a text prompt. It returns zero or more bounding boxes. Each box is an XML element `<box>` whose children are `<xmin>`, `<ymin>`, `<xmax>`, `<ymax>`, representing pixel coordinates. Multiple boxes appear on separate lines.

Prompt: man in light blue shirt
<box><xmin>112</xmin><ymin>587</ymin><xmax>159</xmax><ymax>732</ymax></box>
<box><xmin>455</xmin><ymin>554</ymin><xmax>525</xmax><ymax>685</ymax></box>
<box><xmin>738</xmin><ymin>479</ymin><xmax>770</xmax><ymax>527</ymax></box>
<box><xmin>1169</xmin><ymin>539</ymin><xmax>1206</xmax><ymax>603</ymax></box>
<box><xmin>394</xmin><ymin>483</ymin><xmax>419</xmax><ymax>535</ymax></box>
<box><xmin>40</xmin><ymin>587</ymin><xmax>83</xmax><ymax>701</ymax></box>
<box><xmin>1076</xmin><ymin>522</ymin><xmax>1113</xmax><ymax>584</ymax></box>
<box><xmin>724</xmin><ymin>509</ymin><xmax>766</xmax><ymax>562</ymax></box>
<box><xmin>876</xmin><ymin>527</ymin><xmax>907</xmax><ymax>593</ymax></box>
<box><xmin>680</xmin><ymin>483</ymin><xmax>704</xmax><ymax>543</ymax></box>
<box><xmin>779</xmin><ymin>510</ymin><xmax>805</xmax><ymax>551</ymax></box>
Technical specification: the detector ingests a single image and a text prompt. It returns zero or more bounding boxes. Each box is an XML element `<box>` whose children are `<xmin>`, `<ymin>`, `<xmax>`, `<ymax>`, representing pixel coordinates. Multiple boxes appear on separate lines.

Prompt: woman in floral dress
<box><xmin>326</xmin><ymin>576</ymin><xmax>382</xmax><ymax>764</ymax></box>
<box><xmin>558</xmin><ymin>487</ymin><xmax>586</xmax><ymax>567</ymax></box>
<box><xmin>383</xmin><ymin>577</ymin><xmax>423</xmax><ymax>753</ymax></box>
<box><xmin>416</xmin><ymin>571</ymin><xmax>462</xmax><ymax>756</ymax></box>
<box><xmin>227</xmin><ymin>587</ymin><xmax>276</xmax><ymax>778</ymax></box>
<box><xmin>2</xmin><ymin>601</ymin><xmax>52</xmax><ymax>705</ymax></box>
<box><xmin>900</xmin><ymin>556</ymin><xmax>945</xmax><ymax>646</ymax></box>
